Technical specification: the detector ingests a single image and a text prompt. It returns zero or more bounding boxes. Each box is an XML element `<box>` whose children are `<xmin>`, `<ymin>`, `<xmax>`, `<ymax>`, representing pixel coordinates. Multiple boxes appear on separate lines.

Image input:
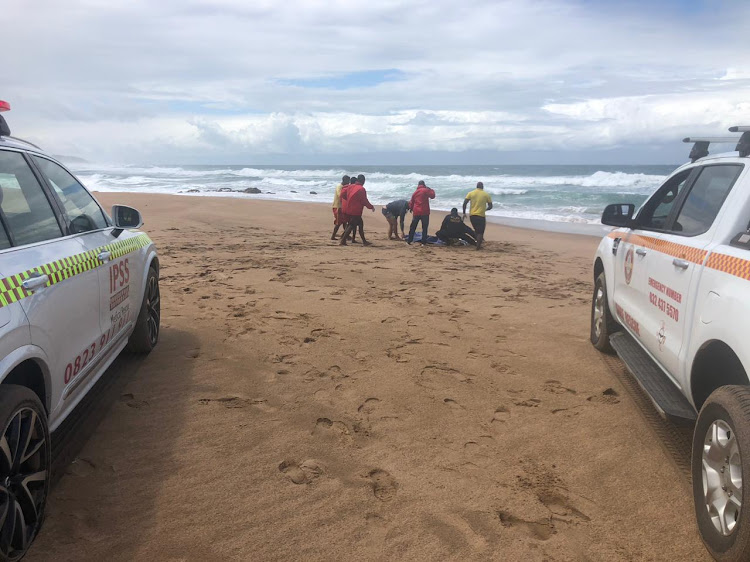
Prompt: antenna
<box><xmin>729</xmin><ymin>126</ymin><xmax>750</xmax><ymax>158</ymax></box>
<box><xmin>682</xmin><ymin>136</ymin><xmax>739</xmax><ymax>163</ymax></box>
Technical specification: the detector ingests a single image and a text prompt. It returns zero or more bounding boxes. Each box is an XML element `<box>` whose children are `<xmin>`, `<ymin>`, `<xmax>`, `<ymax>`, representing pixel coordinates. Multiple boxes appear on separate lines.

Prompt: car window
<box><xmin>32</xmin><ymin>156</ymin><xmax>108</xmax><ymax>234</ymax></box>
<box><xmin>0</xmin><ymin>151</ymin><xmax>63</xmax><ymax>246</ymax></box>
<box><xmin>670</xmin><ymin>165</ymin><xmax>743</xmax><ymax>236</ymax></box>
<box><xmin>0</xmin><ymin>223</ymin><xmax>10</xmax><ymax>250</ymax></box>
<box><xmin>636</xmin><ymin>170</ymin><xmax>692</xmax><ymax>231</ymax></box>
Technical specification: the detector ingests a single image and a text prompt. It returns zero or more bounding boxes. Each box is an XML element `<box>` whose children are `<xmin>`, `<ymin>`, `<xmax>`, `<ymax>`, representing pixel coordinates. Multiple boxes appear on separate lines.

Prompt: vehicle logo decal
<box><xmin>0</xmin><ymin>233</ymin><xmax>152</xmax><ymax>309</ymax></box>
<box><xmin>657</xmin><ymin>321</ymin><xmax>666</xmax><ymax>351</ymax></box>
<box><xmin>624</xmin><ymin>247</ymin><xmax>634</xmax><ymax>284</ymax></box>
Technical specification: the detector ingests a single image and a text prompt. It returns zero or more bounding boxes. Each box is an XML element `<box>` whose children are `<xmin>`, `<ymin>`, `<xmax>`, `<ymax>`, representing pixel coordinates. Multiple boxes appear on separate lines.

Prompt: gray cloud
<box><xmin>4</xmin><ymin>0</ymin><xmax>750</xmax><ymax>163</ymax></box>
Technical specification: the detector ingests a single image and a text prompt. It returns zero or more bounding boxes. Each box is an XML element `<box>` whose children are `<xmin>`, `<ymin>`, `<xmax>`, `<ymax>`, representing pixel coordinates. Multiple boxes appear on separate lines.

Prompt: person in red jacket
<box><xmin>407</xmin><ymin>180</ymin><xmax>436</xmax><ymax>245</ymax></box>
<box><xmin>340</xmin><ymin>174</ymin><xmax>375</xmax><ymax>246</ymax></box>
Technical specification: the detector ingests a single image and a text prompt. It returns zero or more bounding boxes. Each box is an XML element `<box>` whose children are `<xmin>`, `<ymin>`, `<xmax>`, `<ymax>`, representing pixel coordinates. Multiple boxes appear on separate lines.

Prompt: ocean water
<box><xmin>69</xmin><ymin>163</ymin><xmax>678</xmax><ymax>225</ymax></box>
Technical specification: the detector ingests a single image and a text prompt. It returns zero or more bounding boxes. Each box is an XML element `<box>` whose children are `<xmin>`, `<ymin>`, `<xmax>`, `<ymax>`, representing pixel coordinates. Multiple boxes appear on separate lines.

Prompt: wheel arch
<box><xmin>690</xmin><ymin>340</ymin><xmax>749</xmax><ymax>411</ymax></box>
<box><xmin>594</xmin><ymin>257</ymin><xmax>604</xmax><ymax>282</ymax></box>
<box><xmin>1</xmin><ymin>356</ymin><xmax>51</xmax><ymax>413</ymax></box>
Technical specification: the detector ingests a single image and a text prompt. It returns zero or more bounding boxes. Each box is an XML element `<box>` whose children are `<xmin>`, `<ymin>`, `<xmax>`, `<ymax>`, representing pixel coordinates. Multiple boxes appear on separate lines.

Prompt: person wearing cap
<box><xmin>407</xmin><ymin>180</ymin><xmax>436</xmax><ymax>245</ymax></box>
<box><xmin>436</xmin><ymin>208</ymin><xmax>477</xmax><ymax>246</ymax></box>
<box><xmin>463</xmin><ymin>181</ymin><xmax>493</xmax><ymax>250</ymax></box>
<box><xmin>382</xmin><ymin>199</ymin><xmax>409</xmax><ymax>240</ymax></box>
<box><xmin>340</xmin><ymin>174</ymin><xmax>375</xmax><ymax>246</ymax></box>
<box><xmin>331</xmin><ymin>174</ymin><xmax>350</xmax><ymax>240</ymax></box>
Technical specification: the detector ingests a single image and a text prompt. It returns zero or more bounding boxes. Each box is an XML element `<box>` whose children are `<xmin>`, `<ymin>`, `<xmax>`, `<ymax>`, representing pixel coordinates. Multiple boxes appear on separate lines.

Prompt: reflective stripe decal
<box><xmin>607</xmin><ymin>231</ymin><xmax>750</xmax><ymax>282</ymax></box>
<box><xmin>705</xmin><ymin>252</ymin><xmax>750</xmax><ymax>281</ymax></box>
<box><xmin>607</xmin><ymin>231</ymin><xmax>707</xmax><ymax>265</ymax></box>
<box><xmin>0</xmin><ymin>233</ymin><xmax>152</xmax><ymax>309</ymax></box>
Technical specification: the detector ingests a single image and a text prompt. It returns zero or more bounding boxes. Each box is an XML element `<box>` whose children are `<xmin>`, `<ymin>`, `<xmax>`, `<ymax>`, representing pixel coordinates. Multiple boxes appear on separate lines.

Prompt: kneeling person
<box><xmin>436</xmin><ymin>208</ymin><xmax>477</xmax><ymax>246</ymax></box>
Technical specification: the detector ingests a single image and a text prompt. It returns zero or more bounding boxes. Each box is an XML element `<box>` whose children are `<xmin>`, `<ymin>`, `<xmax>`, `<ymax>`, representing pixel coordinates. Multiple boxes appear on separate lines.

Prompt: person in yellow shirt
<box><xmin>331</xmin><ymin>174</ymin><xmax>350</xmax><ymax>240</ymax></box>
<box><xmin>462</xmin><ymin>181</ymin><xmax>493</xmax><ymax>250</ymax></box>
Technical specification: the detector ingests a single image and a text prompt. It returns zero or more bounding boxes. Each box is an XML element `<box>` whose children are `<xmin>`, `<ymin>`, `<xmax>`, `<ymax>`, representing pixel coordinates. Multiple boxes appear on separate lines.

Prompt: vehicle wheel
<box><xmin>127</xmin><ymin>267</ymin><xmax>160</xmax><ymax>354</ymax></box>
<box><xmin>693</xmin><ymin>386</ymin><xmax>750</xmax><ymax>561</ymax></box>
<box><xmin>590</xmin><ymin>272</ymin><xmax>618</xmax><ymax>353</ymax></box>
<box><xmin>0</xmin><ymin>385</ymin><xmax>50</xmax><ymax>561</ymax></box>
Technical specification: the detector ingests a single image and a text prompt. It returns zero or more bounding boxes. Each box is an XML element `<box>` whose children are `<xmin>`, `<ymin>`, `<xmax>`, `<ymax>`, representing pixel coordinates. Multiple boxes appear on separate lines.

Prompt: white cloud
<box><xmin>4</xmin><ymin>0</ymin><xmax>750</xmax><ymax>162</ymax></box>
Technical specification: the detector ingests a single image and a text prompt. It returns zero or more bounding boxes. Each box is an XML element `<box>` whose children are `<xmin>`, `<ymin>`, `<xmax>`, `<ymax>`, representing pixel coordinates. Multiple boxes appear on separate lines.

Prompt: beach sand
<box><xmin>28</xmin><ymin>193</ymin><xmax>707</xmax><ymax>561</ymax></box>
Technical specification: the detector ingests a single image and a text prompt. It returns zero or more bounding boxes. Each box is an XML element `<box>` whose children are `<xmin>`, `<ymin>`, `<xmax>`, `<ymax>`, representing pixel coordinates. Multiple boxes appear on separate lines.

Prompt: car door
<box><xmin>643</xmin><ymin>163</ymin><xmax>744</xmax><ymax>386</ymax></box>
<box><xmin>0</xmin><ymin>149</ymin><xmax>103</xmax><ymax>428</ymax></box>
<box><xmin>0</xmin><ymin>218</ymin><xmax>32</xmax><ymax>370</ymax></box>
<box><xmin>612</xmin><ymin>168</ymin><xmax>695</xmax><ymax>352</ymax></box>
<box><xmin>29</xmin><ymin>155</ymin><xmax>140</xmax><ymax>399</ymax></box>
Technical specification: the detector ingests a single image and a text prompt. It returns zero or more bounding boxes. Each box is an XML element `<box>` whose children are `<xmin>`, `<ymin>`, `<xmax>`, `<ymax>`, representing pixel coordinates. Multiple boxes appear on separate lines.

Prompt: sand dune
<box><xmin>28</xmin><ymin>194</ymin><xmax>707</xmax><ymax>561</ymax></box>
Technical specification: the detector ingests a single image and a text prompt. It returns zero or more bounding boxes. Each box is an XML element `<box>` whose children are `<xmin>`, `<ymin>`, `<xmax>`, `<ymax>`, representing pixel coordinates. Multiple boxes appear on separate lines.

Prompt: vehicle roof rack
<box><xmin>729</xmin><ymin>126</ymin><xmax>750</xmax><ymax>158</ymax></box>
<box><xmin>682</xmin><ymin>136</ymin><xmax>739</xmax><ymax>163</ymax></box>
<box><xmin>4</xmin><ymin>136</ymin><xmax>42</xmax><ymax>150</ymax></box>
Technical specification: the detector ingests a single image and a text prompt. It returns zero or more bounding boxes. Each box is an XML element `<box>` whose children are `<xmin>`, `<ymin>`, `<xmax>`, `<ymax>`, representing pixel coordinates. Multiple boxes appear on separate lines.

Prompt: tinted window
<box><xmin>636</xmin><ymin>170</ymin><xmax>691</xmax><ymax>230</ymax></box>
<box><xmin>0</xmin><ymin>151</ymin><xmax>62</xmax><ymax>246</ymax></box>
<box><xmin>0</xmin><ymin>223</ymin><xmax>9</xmax><ymax>250</ymax></box>
<box><xmin>32</xmin><ymin>156</ymin><xmax>108</xmax><ymax>234</ymax></box>
<box><xmin>671</xmin><ymin>165</ymin><xmax>742</xmax><ymax>236</ymax></box>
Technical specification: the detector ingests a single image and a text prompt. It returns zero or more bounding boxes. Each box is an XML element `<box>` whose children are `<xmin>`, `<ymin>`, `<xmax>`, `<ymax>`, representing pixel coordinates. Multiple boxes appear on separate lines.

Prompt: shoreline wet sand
<box><xmin>28</xmin><ymin>193</ymin><xmax>707</xmax><ymax>561</ymax></box>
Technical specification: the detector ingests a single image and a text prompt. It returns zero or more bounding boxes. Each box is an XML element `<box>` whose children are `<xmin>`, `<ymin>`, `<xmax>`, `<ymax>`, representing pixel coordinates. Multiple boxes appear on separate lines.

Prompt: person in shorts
<box><xmin>463</xmin><ymin>181</ymin><xmax>493</xmax><ymax>250</ymax></box>
<box><xmin>382</xmin><ymin>199</ymin><xmax>409</xmax><ymax>240</ymax></box>
<box><xmin>340</xmin><ymin>174</ymin><xmax>374</xmax><ymax>246</ymax></box>
<box><xmin>331</xmin><ymin>175</ymin><xmax>350</xmax><ymax>240</ymax></box>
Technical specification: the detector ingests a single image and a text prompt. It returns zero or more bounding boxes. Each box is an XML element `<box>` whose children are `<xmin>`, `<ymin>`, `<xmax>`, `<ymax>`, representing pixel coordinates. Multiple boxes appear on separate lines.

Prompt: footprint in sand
<box><xmin>368</xmin><ymin>469</ymin><xmax>398</xmax><ymax>501</ymax></box>
<box><xmin>496</xmin><ymin>511</ymin><xmax>554</xmax><ymax>541</ymax></box>
<box><xmin>119</xmin><ymin>393</ymin><xmax>149</xmax><ymax>409</ymax></box>
<box><xmin>543</xmin><ymin>380</ymin><xmax>577</xmax><ymax>395</ymax></box>
<box><xmin>357</xmin><ymin>398</ymin><xmax>381</xmax><ymax>414</ymax></box>
<box><xmin>512</xmin><ymin>398</ymin><xmax>541</xmax><ymax>408</ymax></box>
<box><xmin>278</xmin><ymin>459</ymin><xmax>325</xmax><ymax>485</ymax></box>
<box><xmin>491</xmin><ymin>406</ymin><xmax>510</xmax><ymax>423</ymax></box>
<box><xmin>198</xmin><ymin>396</ymin><xmax>273</xmax><ymax>410</ymax></box>
<box><xmin>537</xmin><ymin>490</ymin><xmax>591</xmax><ymax>524</ymax></box>
<box><xmin>587</xmin><ymin>388</ymin><xmax>620</xmax><ymax>405</ymax></box>
<box><xmin>313</xmin><ymin>417</ymin><xmax>351</xmax><ymax>438</ymax></box>
<box><xmin>443</xmin><ymin>398</ymin><xmax>463</xmax><ymax>410</ymax></box>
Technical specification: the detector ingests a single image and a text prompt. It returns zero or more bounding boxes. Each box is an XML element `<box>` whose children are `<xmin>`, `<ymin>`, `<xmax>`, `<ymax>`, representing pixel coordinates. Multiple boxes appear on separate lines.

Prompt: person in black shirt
<box><xmin>382</xmin><ymin>199</ymin><xmax>409</xmax><ymax>240</ymax></box>
<box><xmin>436</xmin><ymin>208</ymin><xmax>477</xmax><ymax>246</ymax></box>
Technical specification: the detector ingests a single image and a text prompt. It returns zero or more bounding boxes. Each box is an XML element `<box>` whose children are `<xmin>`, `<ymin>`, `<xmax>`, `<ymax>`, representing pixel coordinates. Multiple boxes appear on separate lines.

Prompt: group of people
<box><xmin>331</xmin><ymin>174</ymin><xmax>493</xmax><ymax>250</ymax></box>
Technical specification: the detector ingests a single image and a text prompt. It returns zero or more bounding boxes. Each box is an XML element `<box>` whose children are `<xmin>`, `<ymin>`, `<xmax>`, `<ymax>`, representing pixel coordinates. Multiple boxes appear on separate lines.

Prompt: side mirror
<box><xmin>602</xmin><ymin>203</ymin><xmax>635</xmax><ymax>228</ymax></box>
<box><xmin>112</xmin><ymin>205</ymin><xmax>143</xmax><ymax>229</ymax></box>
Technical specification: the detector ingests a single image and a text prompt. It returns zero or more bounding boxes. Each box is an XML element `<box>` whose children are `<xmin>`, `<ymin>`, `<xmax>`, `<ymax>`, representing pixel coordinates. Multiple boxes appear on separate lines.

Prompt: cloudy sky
<box><xmin>5</xmin><ymin>0</ymin><xmax>750</xmax><ymax>164</ymax></box>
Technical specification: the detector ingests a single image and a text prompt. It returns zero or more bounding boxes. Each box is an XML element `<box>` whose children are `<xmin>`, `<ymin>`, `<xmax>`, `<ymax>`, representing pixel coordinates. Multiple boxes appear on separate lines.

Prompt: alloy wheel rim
<box><xmin>0</xmin><ymin>407</ymin><xmax>48</xmax><ymax>560</ymax></box>
<box><xmin>593</xmin><ymin>286</ymin><xmax>604</xmax><ymax>338</ymax></box>
<box><xmin>146</xmin><ymin>276</ymin><xmax>160</xmax><ymax>346</ymax></box>
<box><xmin>702</xmin><ymin>419</ymin><xmax>743</xmax><ymax>536</ymax></box>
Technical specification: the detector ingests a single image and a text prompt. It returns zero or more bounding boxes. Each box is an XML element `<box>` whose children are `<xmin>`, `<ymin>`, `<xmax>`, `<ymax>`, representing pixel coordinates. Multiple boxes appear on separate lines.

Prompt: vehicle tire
<box><xmin>693</xmin><ymin>386</ymin><xmax>750</xmax><ymax>561</ymax></box>
<box><xmin>590</xmin><ymin>272</ymin><xmax>618</xmax><ymax>353</ymax></box>
<box><xmin>0</xmin><ymin>384</ymin><xmax>51</xmax><ymax>561</ymax></box>
<box><xmin>127</xmin><ymin>267</ymin><xmax>160</xmax><ymax>354</ymax></box>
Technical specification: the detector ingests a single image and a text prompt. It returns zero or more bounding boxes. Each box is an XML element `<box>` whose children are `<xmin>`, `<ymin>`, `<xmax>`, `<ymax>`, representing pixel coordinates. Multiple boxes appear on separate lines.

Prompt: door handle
<box><xmin>22</xmin><ymin>274</ymin><xmax>49</xmax><ymax>292</ymax></box>
<box><xmin>635</xmin><ymin>248</ymin><xmax>647</xmax><ymax>256</ymax></box>
<box><xmin>98</xmin><ymin>251</ymin><xmax>112</xmax><ymax>263</ymax></box>
<box><xmin>673</xmin><ymin>258</ymin><xmax>689</xmax><ymax>270</ymax></box>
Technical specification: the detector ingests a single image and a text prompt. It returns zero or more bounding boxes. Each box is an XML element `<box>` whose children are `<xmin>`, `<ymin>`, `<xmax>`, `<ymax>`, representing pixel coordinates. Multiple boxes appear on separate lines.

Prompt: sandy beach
<box><xmin>26</xmin><ymin>193</ymin><xmax>707</xmax><ymax>561</ymax></box>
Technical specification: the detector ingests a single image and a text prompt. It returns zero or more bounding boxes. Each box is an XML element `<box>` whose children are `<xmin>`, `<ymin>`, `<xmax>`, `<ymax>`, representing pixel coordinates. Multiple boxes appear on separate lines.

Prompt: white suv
<box><xmin>591</xmin><ymin>127</ymin><xmax>750</xmax><ymax>561</ymax></box>
<box><xmin>0</xmin><ymin>102</ymin><xmax>159</xmax><ymax>560</ymax></box>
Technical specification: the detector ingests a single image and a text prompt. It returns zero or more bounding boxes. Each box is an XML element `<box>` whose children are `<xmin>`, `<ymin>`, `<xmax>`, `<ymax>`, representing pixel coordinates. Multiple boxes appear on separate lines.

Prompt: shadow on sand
<box><xmin>26</xmin><ymin>327</ymin><xmax>199</xmax><ymax>560</ymax></box>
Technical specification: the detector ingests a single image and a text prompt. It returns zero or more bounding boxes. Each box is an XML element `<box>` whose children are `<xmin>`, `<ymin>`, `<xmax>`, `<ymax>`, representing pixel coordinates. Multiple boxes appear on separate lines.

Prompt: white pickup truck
<box><xmin>591</xmin><ymin>126</ymin><xmax>750</xmax><ymax>561</ymax></box>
